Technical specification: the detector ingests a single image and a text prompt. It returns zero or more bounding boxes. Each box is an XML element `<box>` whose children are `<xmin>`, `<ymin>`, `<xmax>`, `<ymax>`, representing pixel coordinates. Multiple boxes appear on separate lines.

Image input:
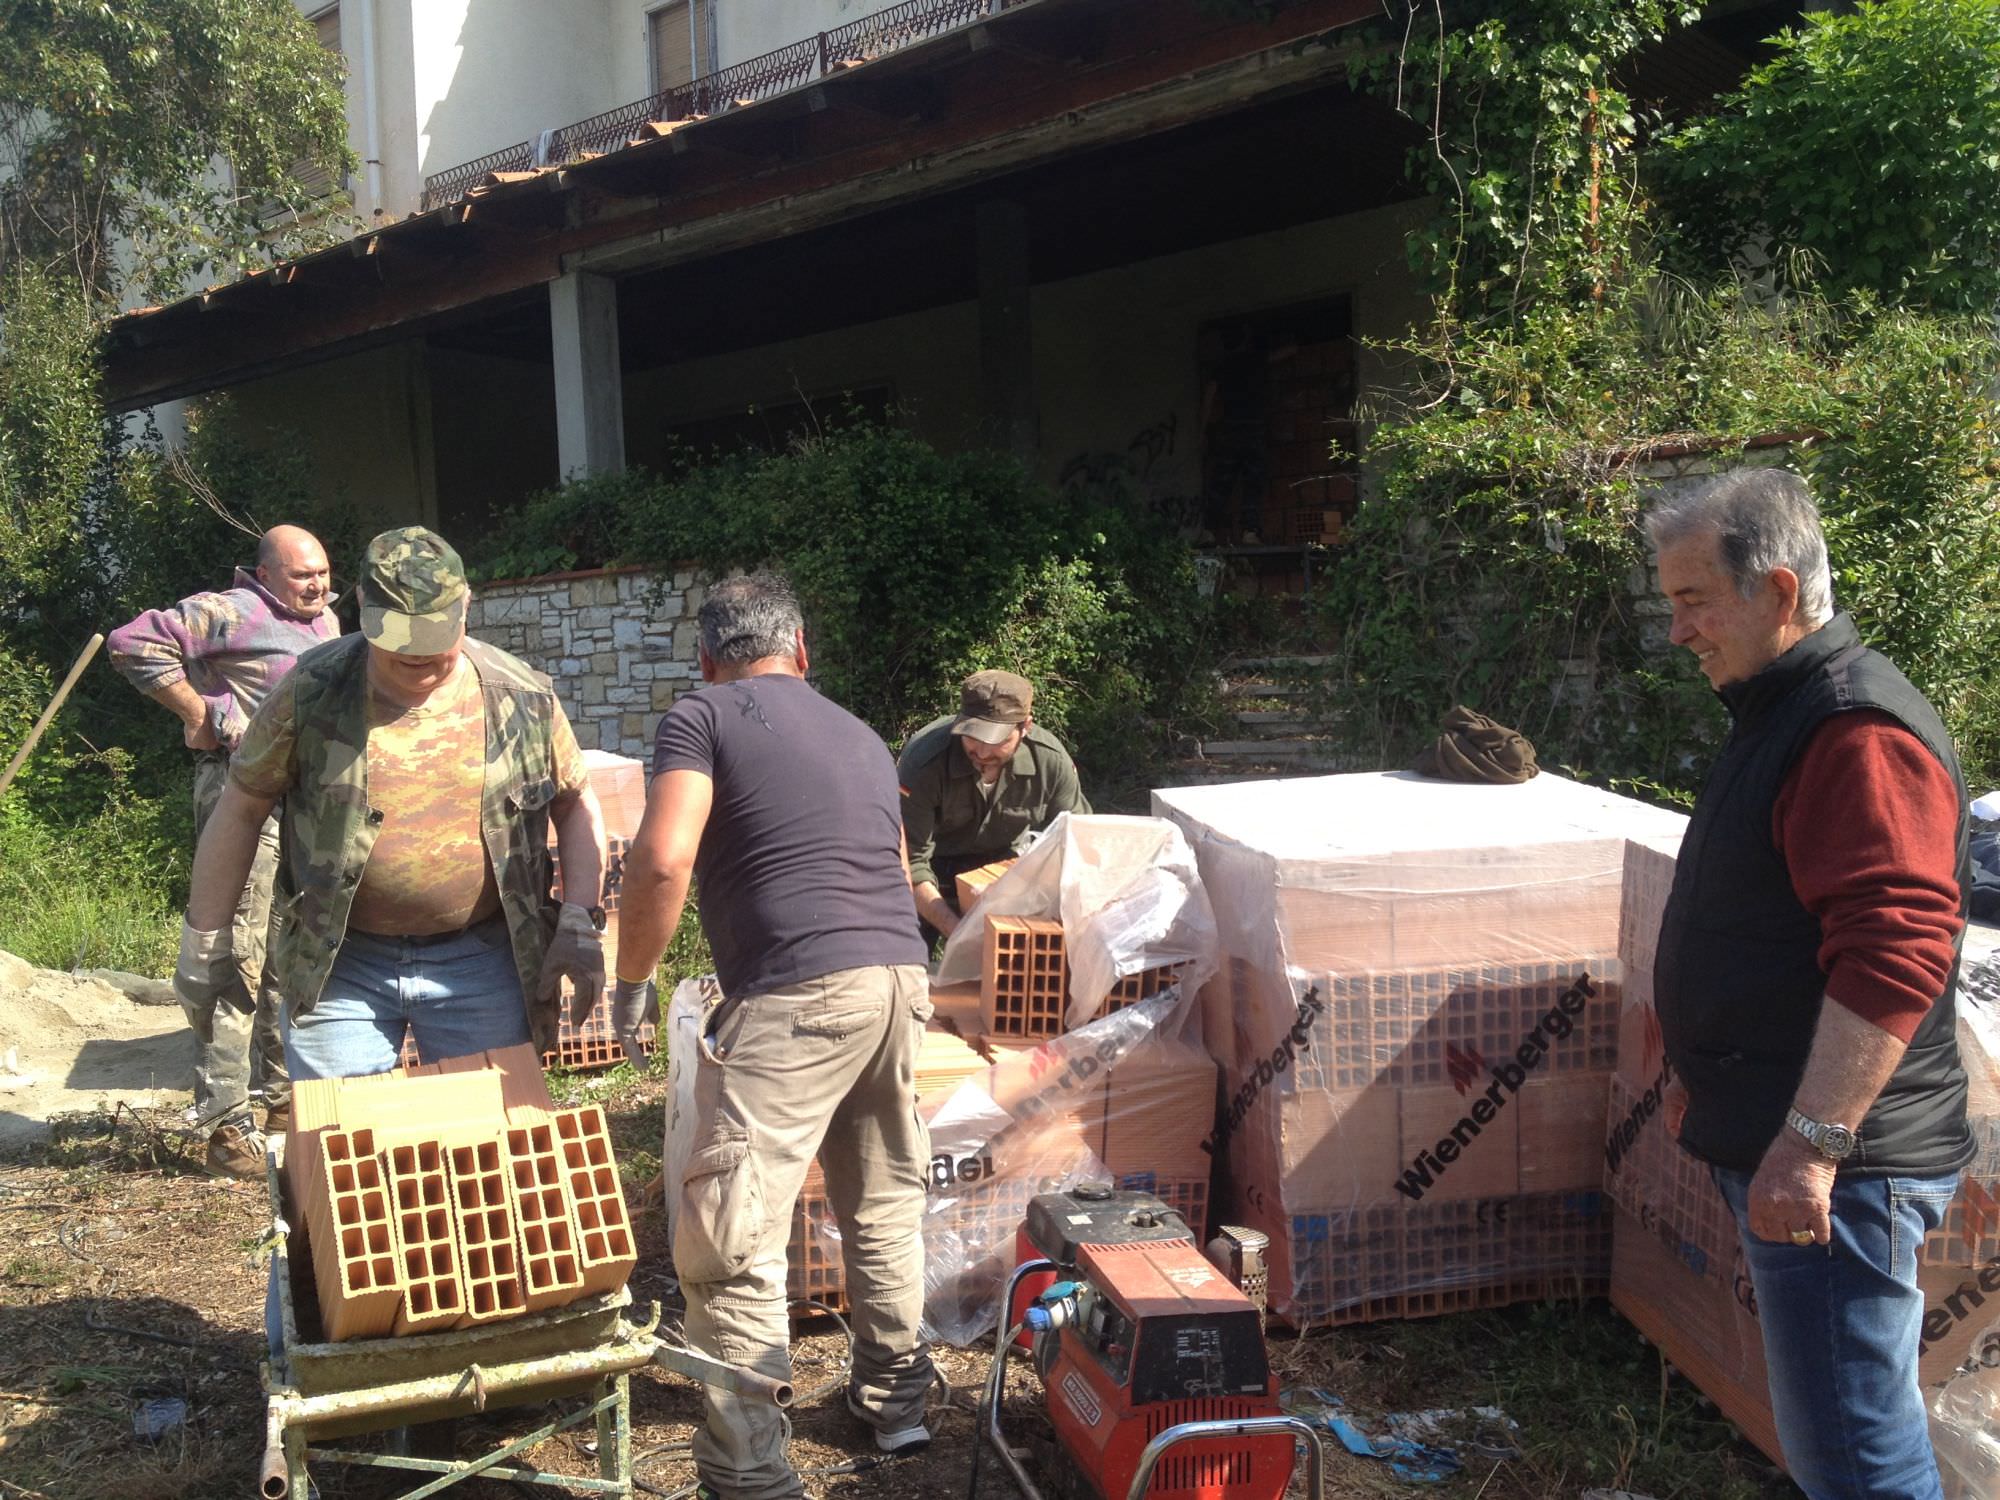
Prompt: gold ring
<box><xmin>1788</xmin><ymin>1229</ymin><xmax>1814</xmax><ymax>1246</ymax></box>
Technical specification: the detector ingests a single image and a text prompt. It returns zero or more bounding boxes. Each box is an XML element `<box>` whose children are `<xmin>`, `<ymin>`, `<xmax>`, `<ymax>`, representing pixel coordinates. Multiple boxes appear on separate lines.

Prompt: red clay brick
<box><xmin>553</xmin><ymin>1105</ymin><xmax>636</xmax><ymax>1298</ymax></box>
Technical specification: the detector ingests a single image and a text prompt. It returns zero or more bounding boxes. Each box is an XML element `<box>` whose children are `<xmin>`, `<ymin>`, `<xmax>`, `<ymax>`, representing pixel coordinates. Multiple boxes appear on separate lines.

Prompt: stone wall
<box><xmin>465</xmin><ymin>566</ymin><xmax>702</xmax><ymax>761</ymax></box>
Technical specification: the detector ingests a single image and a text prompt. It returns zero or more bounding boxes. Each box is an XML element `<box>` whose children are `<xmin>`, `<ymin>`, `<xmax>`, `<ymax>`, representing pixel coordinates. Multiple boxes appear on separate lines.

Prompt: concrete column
<box><xmin>976</xmin><ymin>199</ymin><xmax>1036</xmax><ymax>464</ymax></box>
<box><xmin>550</xmin><ymin>270</ymin><xmax>626</xmax><ymax>479</ymax></box>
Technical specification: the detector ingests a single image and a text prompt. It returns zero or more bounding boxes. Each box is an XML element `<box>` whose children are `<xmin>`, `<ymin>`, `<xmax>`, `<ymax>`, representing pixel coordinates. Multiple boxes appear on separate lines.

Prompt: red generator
<box><xmin>981</xmin><ymin>1185</ymin><xmax>1311</xmax><ymax>1500</ymax></box>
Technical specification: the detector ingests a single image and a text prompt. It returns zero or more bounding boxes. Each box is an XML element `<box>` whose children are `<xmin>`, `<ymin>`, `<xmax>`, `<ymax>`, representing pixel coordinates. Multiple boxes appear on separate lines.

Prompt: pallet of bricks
<box><xmin>781</xmin><ymin>857</ymin><xmax>1213</xmax><ymax>1323</ymax></box>
<box><xmin>287</xmin><ymin>1044</ymin><xmax>637</xmax><ymax>1340</ymax></box>
<box><xmin>1604</xmin><ymin>840</ymin><xmax>2000</xmax><ymax>1497</ymax></box>
<box><xmin>1153</xmin><ymin>770</ymin><xmax>1690</xmax><ymax>1328</ymax></box>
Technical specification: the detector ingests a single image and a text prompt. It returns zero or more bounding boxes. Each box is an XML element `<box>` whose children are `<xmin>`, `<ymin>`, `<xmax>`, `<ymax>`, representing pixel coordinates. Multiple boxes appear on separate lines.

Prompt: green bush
<box><xmin>1325</xmin><ymin>278</ymin><xmax>2000</xmax><ymax>791</ymax></box>
<box><xmin>1659</xmin><ymin>0</ymin><xmax>2000</xmax><ymax>313</ymax></box>
<box><xmin>470</xmin><ymin>420</ymin><xmax>1224</xmax><ymax>795</ymax></box>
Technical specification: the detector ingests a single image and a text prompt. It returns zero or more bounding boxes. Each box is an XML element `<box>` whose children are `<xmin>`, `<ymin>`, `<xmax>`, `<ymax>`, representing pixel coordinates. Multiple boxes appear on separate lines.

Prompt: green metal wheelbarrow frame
<box><xmin>259</xmin><ymin>1142</ymin><xmax>789</xmax><ymax>1497</ymax></box>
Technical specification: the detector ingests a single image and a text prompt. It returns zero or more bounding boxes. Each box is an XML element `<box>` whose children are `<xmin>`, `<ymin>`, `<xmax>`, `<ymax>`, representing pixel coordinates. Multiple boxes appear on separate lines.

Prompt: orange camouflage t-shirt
<box><xmin>231</xmin><ymin>654</ymin><xmax>586</xmax><ymax>936</ymax></box>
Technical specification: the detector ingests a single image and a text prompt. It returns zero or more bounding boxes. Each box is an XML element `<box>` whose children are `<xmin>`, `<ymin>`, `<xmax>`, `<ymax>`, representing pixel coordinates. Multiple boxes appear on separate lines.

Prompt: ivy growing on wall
<box><xmin>1317</xmin><ymin>0</ymin><xmax>2000</xmax><ymax>793</ymax></box>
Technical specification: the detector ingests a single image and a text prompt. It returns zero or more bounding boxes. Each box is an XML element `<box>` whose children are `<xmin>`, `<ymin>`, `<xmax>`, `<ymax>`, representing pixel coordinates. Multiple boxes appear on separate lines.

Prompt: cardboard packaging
<box><xmin>1603</xmin><ymin>838</ymin><xmax>2000</xmax><ymax>1495</ymax></box>
<box><xmin>1612</xmin><ymin>1205</ymin><xmax>2000</xmax><ymax>1494</ymax></box>
<box><xmin>1152</xmin><ymin>769</ymin><xmax>1686</xmax><ymax>1326</ymax></box>
<box><xmin>786</xmin><ymin>1014</ymin><xmax>1217</xmax><ymax>1323</ymax></box>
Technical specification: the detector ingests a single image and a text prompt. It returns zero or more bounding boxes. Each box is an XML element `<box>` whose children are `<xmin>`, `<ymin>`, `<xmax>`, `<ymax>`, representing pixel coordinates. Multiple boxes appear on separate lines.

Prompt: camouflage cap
<box><xmin>951</xmin><ymin>669</ymin><xmax>1033</xmax><ymax>744</ymax></box>
<box><xmin>359</xmin><ymin>526</ymin><xmax>468</xmax><ymax>656</ymax></box>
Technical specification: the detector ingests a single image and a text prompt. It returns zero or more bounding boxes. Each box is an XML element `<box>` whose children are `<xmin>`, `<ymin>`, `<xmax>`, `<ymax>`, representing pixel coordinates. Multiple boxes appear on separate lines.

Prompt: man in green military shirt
<box><xmin>897</xmin><ymin>670</ymin><xmax>1091</xmax><ymax>938</ymax></box>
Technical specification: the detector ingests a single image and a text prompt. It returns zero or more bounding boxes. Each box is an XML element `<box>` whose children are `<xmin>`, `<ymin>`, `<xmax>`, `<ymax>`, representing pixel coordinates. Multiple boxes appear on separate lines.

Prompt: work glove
<box><xmin>611</xmin><ymin>975</ymin><xmax>659</xmax><ymax>1066</ymax></box>
<box><xmin>173</xmin><ymin>919</ymin><xmax>243</xmax><ymax>1029</ymax></box>
<box><xmin>534</xmin><ymin>903</ymin><xmax>606</xmax><ymax>1051</ymax></box>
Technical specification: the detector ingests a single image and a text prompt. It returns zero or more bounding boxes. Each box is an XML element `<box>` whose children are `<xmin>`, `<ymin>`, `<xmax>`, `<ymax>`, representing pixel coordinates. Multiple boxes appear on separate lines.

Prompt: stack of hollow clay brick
<box><xmin>1601</xmin><ymin>835</ymin><xmax>2000</xmax><ymax>1484</ymax></box>
<box><xmin>781</xmin><ymin>914</ymin><xmax>1212</xmax><ymax>1317</ymax></box>
<box><xmin>545</xmin><ymin>830</ymin><xmax>662</xmax><ymax>1071</ymax></box>
<box><xmin>288</xmin><ymin>1044</ymin><xmax>637</xmax><ymax>1341</ymax></box>
<box><xmin>1152</xmin><ymin>770</ymin><xmax>1692</xmax><ymax>1331</ymax></box>
<box><xmin>538</xmin><ymin>748</ymin><xmax>659</xmax><ymax>1073</ymax></box>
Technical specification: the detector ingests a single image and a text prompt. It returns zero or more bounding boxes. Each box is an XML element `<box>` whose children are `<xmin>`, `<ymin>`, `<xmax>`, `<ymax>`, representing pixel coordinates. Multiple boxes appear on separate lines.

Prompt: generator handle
<box><xmin>976</xmin><ymin>1257</ymin><xmax>1058</xmax><ymax>1500</ymax></box>
<box><xmin>1124</xmin><ymin>1416</ymin><xmax>1328</xmax><ymax>1500</ymax></box>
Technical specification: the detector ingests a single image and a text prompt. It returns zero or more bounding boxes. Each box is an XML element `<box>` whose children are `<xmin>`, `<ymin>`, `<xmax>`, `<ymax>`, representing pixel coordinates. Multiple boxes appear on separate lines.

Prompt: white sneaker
<box><xmin>846</xmin><ymin>1392</ymin><xmax>930</xmax><ymax>1454</ymax></box>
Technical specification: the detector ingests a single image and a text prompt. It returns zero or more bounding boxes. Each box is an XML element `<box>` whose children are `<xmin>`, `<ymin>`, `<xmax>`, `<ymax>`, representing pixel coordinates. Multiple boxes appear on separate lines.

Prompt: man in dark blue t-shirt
<box><xmin>613</xmin><ymin>572</ymin><xmax>934</xmax><ymax>1500</ymax></box>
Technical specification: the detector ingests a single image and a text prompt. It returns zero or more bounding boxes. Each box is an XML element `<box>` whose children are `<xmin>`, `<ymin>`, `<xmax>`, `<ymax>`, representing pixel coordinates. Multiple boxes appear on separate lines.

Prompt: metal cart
<box><xmin>260</xmin><ymin>1145</ymin><xmax>786</xmax><ymax>1498</ymax></box>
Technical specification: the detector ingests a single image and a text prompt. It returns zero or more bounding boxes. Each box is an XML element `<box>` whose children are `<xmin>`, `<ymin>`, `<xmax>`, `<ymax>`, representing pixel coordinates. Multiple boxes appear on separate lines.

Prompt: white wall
<box><xmin>604</xmin><ymin>0</ymin><xmax>888</xmax><ymax>106</ymax></box>
<box><xmin>403</xmin><ymin>0</ymin><xmax>982</xmax><ymax>201</ymax></box>
<box><xmin>715</xmin><ymin>0</ymin><xmax>869</xmax><ymax>64</ymax></box>
<box><xmin>410</xmin><ymin>0</ymin><xmax>627</xmax><ymax>179</ymax></box>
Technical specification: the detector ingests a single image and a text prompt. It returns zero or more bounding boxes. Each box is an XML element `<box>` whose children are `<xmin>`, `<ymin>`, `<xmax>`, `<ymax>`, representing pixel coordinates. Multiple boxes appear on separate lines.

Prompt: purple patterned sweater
<box><xmin>107</xmin><ymin>568</ymin><xmax>341</xmax><ymax>751</ymax></box>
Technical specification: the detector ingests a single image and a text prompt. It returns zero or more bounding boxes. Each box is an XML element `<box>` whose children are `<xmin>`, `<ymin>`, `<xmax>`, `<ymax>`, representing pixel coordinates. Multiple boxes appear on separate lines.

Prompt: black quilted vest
<box><xmin>1655</xmin><ymin>612</ymin><xmax>1973</xmax><ymax>1175</ymax></box>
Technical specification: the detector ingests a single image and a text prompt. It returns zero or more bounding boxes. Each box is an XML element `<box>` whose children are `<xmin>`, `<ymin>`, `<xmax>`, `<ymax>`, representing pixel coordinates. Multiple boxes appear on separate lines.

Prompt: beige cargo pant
<box><xmin>676</xmin><ymin>963</ymin><xmax>936</xmax><ymax>1500</ymax></box>
<box><xmin>189</xmin><ymin>756</ymin><xmax>289</xmax><ymax>1125</ymax></box>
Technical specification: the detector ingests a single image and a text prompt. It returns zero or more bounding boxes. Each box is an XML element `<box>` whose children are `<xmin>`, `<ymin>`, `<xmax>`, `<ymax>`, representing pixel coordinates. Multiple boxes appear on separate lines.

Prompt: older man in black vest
<box><xmin>1647</xmin><ymin>468</ymin><xmax>1970</xmax><ymax>1500</ymax></box>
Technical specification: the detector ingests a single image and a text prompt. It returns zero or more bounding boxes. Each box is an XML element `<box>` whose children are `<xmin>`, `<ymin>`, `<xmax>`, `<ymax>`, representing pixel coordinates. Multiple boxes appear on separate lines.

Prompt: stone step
<box><xmin>1232</xmin><ymin>710</ymin><xmax>1326</xmax><ymax>728</ymax></box>
<box><xmin>1196</xmin><ymin>738</ymin><xmax>1342</xmax><ymax>759</ymax></box>
<box><xmin>1221</xmin><ymin>653</ymin><xmax>1336</xmax><ymax>670</ymax></box>
<box><xmin>1219</xmin><ymin>681</ymin><xmax>1313</xmax><ymax>700</ymax></box>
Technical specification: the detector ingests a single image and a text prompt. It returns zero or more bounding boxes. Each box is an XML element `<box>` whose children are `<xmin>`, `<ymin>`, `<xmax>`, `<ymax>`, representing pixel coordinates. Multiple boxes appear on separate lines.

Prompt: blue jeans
<box><xmin>1712</xmin><ymin>1164</ymin><xmax>1957</xmax><ymax>1500</ymax></box>
<box><xmin>271</xmin><ymin>918</ymin><xmax>532</xmax><ymax>1355</ymax></box>
<box><xmin>284</xmin><ymin>917</ymin><xmax>532</xmax><ymax>1081</ymax></box>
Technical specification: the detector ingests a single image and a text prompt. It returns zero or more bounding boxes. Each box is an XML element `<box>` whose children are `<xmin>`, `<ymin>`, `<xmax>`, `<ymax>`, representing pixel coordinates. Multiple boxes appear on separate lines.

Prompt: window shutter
<box><xmin>650</xmin><ymin>2</ymin><xmax>693</xmax><ymax>93</ymax></box>
<box><xmin>281</xmin><ymin>4</ymin><xmax>344</xmax><ymax>205</ymax></box>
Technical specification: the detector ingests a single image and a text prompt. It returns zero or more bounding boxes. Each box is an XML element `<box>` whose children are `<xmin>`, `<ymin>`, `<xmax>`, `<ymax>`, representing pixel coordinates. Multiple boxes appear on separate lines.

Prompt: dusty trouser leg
<box><xmin>818</xmin><ymin>964</ymin><xmax>936</xmax><ymax>1435</ymax></box>
<box><xmin>242</xmin><ymin>814</ymin><xmax>289</xmax><ymax>1114</ymax></box>
<box><xmin>187</xmin><ymin>757</ymin><xmax>271</xmax><ymax>1129</ymax></box>
<box><xmin>676</xmin><ymin>967</ymin><xmax>906</xmax><ymax>1500</ymax></box>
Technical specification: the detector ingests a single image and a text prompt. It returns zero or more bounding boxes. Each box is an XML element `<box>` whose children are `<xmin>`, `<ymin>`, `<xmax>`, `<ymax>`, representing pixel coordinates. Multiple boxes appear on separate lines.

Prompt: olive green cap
<box><xmin>359</xmin><ymin>526</ymin><xmax>468</xmax><ymax>656</ymax></box>
<box><xmin>952</xmin><ymin>670</ymin><xmax>1033</xmax><ymax>744</ymax></box>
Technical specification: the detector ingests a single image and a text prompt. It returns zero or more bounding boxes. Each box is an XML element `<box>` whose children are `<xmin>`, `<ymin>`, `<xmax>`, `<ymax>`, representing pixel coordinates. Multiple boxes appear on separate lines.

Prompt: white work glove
<box><xmin>535</xmin><ymin>903</ymin><xmax>607</xmax><ymax>1034</ymax></box>
<box><xmin>173</xmin><ymin>919</ymin><xmax>241</xmax><ymax>1027</ymax></box>
<box><xmin>610</xmin><ymin>976</ymin><xmax>659</xmax><ymax>1066</ymax></box>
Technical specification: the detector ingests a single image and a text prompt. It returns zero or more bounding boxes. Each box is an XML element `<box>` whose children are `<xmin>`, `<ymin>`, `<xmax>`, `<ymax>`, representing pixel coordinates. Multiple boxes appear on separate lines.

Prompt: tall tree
<box><xmin>0</xmin><ymin>0</ymin><xmax>353</xmax><ymax>304</ymax></box>
<box><xmin>1660</xmin><ymin>0</ymin><xmax>2000</xmax><ymax>313</ymax></box>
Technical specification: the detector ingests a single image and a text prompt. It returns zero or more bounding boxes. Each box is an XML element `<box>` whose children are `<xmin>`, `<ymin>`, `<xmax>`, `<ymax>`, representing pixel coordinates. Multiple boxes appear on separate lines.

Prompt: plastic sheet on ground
<box><xmin>1279</xmin><ymin>1389</ymin><xmax>1460</xmax><ymax>1482</ymax></box>
<box><xmin>932</xmin><ymin>812</ymin><xmax>1219</xmax><ymax>1028</ymax></box>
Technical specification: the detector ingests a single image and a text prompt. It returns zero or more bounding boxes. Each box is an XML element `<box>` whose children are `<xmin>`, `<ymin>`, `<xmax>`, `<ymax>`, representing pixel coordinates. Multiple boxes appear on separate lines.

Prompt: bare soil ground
<box><xmin>0</xmin><ymin>949</ymin><xmax>190</xmax><ymax>1150</ymax></box>
<box><xmin>0</xmin><ymin>1066</ymin><xmax>1798</xmax><ymax>1500</ymax></box>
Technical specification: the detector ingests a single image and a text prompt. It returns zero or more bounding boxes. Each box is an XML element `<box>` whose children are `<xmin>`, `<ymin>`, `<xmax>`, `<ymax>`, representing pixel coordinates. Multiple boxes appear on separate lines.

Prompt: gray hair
<box><xmin>698</xmin><ymin>572</ymin><xmax>804</xmax><ymax>665</ymax></box>
<box><xmin>1643</xmin><ymin>468</ymin><xmax>1835</xmax><ymax>627</ymax></box>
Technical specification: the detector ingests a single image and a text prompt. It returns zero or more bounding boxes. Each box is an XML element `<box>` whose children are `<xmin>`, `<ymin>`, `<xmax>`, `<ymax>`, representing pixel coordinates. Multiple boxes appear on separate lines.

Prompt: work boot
<box><xmin>205</xmin><ymin>1118</ymin><xmax>268</xmax><ymax>1180</ymax></box>
<box><xmin>846</xmin><ymin>1391</ymin><xmax>930</xmax><ymax>1455</ymax></box>
<box><xmin>263</xmin><ymin>1101</ymin><xmax>291</xmax><ymax>1139</ymax></box>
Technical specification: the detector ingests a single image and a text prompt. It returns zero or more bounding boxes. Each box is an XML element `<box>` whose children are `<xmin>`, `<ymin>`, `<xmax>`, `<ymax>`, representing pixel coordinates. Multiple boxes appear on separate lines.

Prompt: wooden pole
<box><xmin>0</xmin><ymin>633</ymin><xmax>105</xmax><ymax>803</ymax></box>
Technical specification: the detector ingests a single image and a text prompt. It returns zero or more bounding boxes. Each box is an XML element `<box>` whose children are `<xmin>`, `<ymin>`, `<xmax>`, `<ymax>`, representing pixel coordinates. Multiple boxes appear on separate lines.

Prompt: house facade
<box><xmin>106</xmin><ymin>0</ymin><xmax>1793</xmax><ymax>592</ymax></box>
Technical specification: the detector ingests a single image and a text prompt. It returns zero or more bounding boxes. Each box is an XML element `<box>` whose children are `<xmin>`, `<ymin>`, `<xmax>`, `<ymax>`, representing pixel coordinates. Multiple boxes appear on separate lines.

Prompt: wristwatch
<box><xmin>585</xmin><ymin>905</ymin><xmax>608</xmax><ymax>932</ymax></box>
<box><xmin>1785</xmin><ymin>1107</ymin><xmax>1857</xmax><ymax>1161</ymax></box>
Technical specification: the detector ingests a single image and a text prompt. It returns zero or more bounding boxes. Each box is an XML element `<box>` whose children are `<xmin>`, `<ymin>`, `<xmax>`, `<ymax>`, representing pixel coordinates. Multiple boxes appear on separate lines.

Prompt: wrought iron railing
<box><xmin>422</xmin><ymin>139</ymin><xmax>539</xmax><ymax>210</ymax></box>
<box><xmin>421</xmin><ymin>0</ymin><xmax>1029</xmax><ymax>210</ymax></box>
<box><xmin>825</xmin><ymin>0</ymin><xmax>998</xmax><ymax>66</ymax></box>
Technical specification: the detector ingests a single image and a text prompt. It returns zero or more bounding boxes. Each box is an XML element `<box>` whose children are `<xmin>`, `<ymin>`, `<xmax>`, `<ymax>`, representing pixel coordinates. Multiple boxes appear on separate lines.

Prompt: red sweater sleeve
<box><xmin>1771</xmin><ymin>710</ymin><xmax>1964</xmax><ymax>1042</ymax></box>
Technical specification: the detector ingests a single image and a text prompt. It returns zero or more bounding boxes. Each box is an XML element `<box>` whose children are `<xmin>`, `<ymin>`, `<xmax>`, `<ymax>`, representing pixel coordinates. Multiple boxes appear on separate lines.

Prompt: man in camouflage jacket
<box><xmin>107</xmin><ymin>524</ymin><xmax>338</xmax><ymax>1176</ymax></box>
<box><xmin>173</xmin><ymin>527</ymin><xmax>608</xmax><ymax>1105</ymax></box>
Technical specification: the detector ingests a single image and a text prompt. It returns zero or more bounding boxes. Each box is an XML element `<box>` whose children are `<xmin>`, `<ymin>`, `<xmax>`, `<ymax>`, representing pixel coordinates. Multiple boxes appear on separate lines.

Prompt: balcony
<box><xmin>420</xmin><ymin>0</ymin><xmax>1030</xmax><ymax>211</ymax></box>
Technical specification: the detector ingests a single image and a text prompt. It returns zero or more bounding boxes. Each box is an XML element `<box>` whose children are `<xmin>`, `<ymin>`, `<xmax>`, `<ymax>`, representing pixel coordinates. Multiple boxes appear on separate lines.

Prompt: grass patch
<box><xmin>0</xmin><ymin>796</ymin><xmax>185</xmax><ymax>974</ymax></box>
<box><xmin>1314</xmin><ymin>1299</ymin><xmax>1789</xmax><ymax>1498</ymax></box>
